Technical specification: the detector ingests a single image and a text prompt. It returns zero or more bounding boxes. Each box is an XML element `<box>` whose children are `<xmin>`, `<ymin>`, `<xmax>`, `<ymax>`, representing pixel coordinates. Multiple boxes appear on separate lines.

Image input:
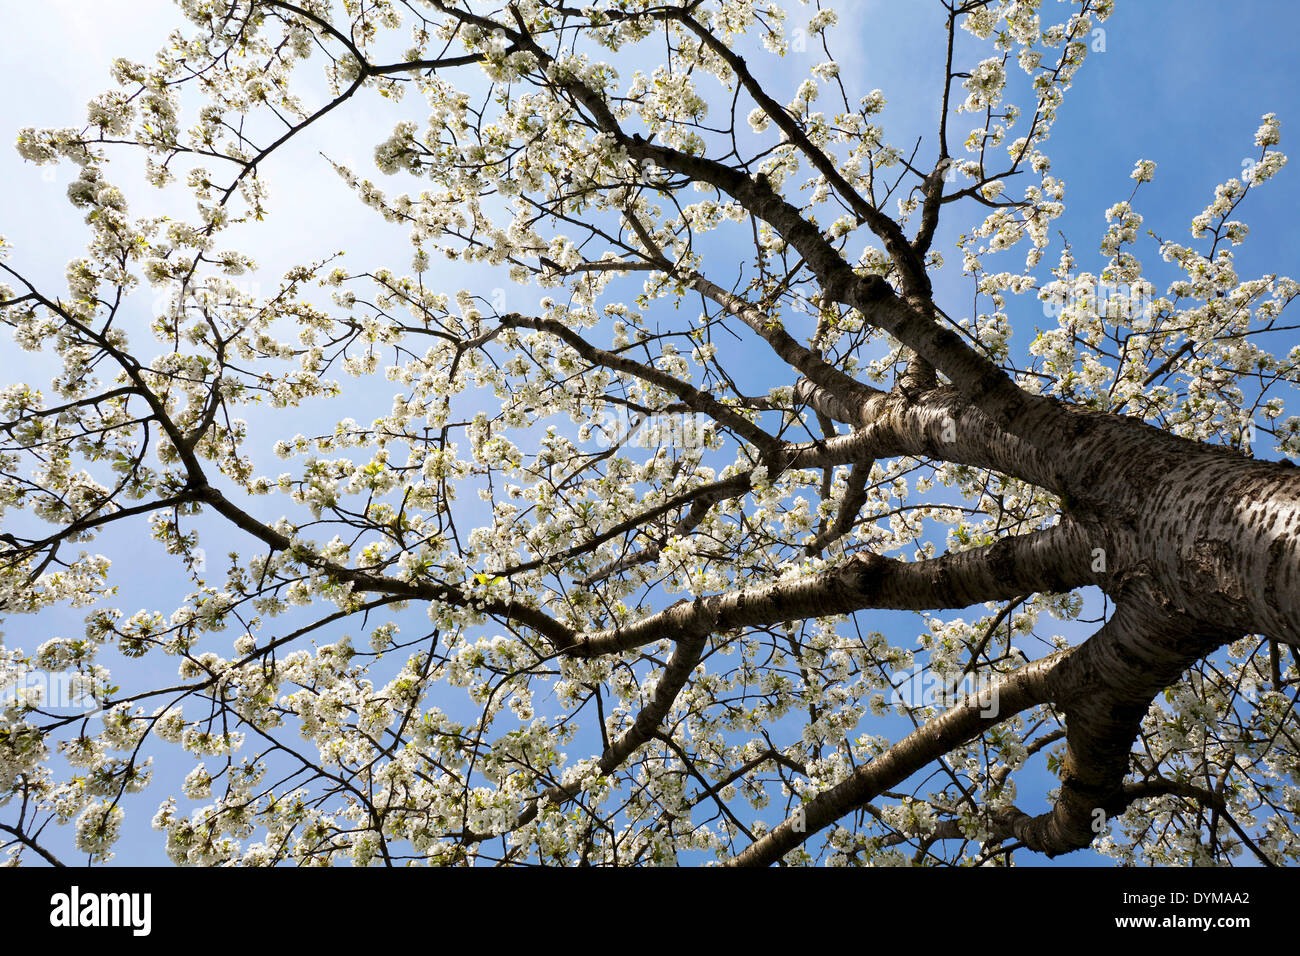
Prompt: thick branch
<box><xmin>575</xmin><ymin>521</ymin><xmax>1096</xmax><ymax>657</ymax></box>
<box><xmin>726</xmin><ymin>649</ymin><xmax>1068</xmax><ymax>866</ymax></box>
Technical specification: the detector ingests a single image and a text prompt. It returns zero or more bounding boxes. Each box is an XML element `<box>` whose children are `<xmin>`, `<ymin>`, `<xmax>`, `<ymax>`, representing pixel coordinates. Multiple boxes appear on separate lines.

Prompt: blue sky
<box><xmin>1</xmin><ymin>1</ymin><xmax>1297</xmax><ymax>866</ymax></box>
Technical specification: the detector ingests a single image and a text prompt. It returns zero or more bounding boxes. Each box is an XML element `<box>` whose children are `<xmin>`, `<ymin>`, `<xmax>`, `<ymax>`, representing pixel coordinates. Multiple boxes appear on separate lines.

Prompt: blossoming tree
<box><xmin>2</xmin><ymin>0</ymin><xmax>1298</xmax><ymax>866</ymax></box>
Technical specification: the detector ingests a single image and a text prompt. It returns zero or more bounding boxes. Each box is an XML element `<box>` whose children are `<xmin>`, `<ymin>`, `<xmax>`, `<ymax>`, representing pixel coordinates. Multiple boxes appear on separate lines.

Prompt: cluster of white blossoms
<box><xmin>1018</xmin><ymin>122</ymin><xmax>1297</xmax><ymax>454</ymax></box>
<box><xmin>961</xmin><ymin>57</ymin><xmax>1009</xmax><ymax>113</ymax></box>
<box><xmin>1131</xmin><ymin>159</ymin><xmax>1156</xmax><ymax>183</ymax></box>
<box><xmin>73</xmin><ymin>801</ymin><xmax>125</xmax><ymax>863</ymax></box>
